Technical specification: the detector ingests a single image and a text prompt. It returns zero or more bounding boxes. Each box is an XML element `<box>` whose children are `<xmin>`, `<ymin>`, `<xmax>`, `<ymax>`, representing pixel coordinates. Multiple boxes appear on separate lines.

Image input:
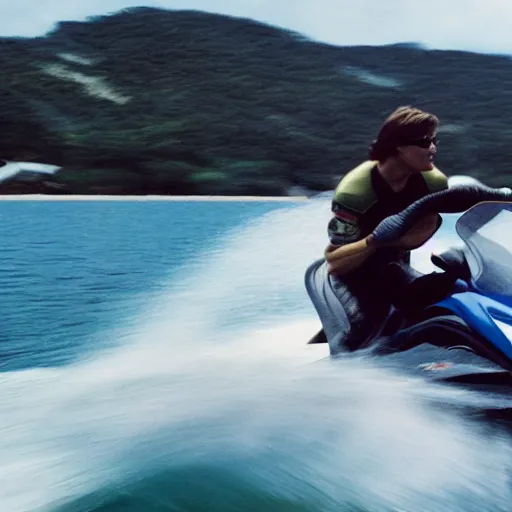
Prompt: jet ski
<box><xmin>305</xmin><ymin>184</ymin><xmax>512</xmax><ymax>422</ymax></box>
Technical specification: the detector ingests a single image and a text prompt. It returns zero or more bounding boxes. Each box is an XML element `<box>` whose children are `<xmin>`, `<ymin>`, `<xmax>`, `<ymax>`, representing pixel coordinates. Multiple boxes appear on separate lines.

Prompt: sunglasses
<box><xmin>401</xmin><ymin>135</ymin><xmax>438</xmax><ymax>148</ymax></box>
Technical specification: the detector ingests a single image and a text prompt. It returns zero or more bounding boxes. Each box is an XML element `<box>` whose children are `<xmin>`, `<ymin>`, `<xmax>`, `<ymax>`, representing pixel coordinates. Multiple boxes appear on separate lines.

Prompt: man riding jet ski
<box><xmin>305</xmin><ymin>106</ymin><xmax>512</xmax><ymax>419</ymax></box>
<box><xmin>310</xmin><ymin>105</ymin><xmax>460</xmax><ymax>351</ymax></box>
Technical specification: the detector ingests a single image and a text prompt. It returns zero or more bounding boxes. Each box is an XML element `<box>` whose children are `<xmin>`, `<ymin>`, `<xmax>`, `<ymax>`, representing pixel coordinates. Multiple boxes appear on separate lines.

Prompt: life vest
<box><xmin>332</xmin><ymin>160</ymin><xmax>448</xmax><ymax>214</ymax></box>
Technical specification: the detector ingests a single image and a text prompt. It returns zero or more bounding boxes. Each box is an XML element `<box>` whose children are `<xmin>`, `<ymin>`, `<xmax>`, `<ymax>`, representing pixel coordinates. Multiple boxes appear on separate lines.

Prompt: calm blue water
<box><xmin>0</xmin><ymin>198</ymin><xmax>510</xmax><ymax>512</ymax></box>
<box><xmin>0</xmin><ymin>201</ymin><xmax>299</xmax><ymax>370</ymax></box>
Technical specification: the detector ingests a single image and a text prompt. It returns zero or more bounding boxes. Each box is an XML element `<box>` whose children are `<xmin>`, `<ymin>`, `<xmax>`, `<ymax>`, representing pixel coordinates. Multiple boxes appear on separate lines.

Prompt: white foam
<box><xmin>0</xmin><ymin>193</ymin><xmax>509</xmax><ymax>511</ymax></box>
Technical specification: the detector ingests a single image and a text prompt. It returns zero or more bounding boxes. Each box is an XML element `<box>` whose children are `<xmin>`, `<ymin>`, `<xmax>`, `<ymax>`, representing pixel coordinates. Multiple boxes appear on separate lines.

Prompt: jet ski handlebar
<box><xmin>370</xmin><ymin>184</ymin><xmax>512</xmax><ymax>244</ymax></box>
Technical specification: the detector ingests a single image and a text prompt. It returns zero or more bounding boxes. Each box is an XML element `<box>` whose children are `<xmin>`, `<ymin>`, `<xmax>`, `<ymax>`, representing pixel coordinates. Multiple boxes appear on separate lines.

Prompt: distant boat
<box><xmin>0</xmin><ymin>160</ymin><xmax>61</xmax><ymax>184</ymax></box>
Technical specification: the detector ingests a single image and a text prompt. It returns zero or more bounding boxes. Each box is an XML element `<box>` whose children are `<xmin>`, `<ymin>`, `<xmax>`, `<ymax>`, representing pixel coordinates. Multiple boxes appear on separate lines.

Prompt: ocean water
<box><xmin>0</xmin><ymin>197</ymin><xmax>510</xmax><ymax>512</ymax></box>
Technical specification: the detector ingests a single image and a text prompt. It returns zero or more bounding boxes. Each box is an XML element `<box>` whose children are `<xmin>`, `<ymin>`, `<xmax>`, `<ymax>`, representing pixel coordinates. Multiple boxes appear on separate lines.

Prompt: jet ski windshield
<box><xmin>456</xmin><ymin>202</ymin><xmax>512</xmax><ymax>298</ymax></box>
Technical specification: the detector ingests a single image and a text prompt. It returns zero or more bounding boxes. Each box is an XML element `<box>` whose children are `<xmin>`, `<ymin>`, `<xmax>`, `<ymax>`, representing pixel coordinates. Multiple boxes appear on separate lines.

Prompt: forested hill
<box><xmin>0</xmin><ymin>7</ymin><xmax>511</xmax><ymax>195</ymax></box>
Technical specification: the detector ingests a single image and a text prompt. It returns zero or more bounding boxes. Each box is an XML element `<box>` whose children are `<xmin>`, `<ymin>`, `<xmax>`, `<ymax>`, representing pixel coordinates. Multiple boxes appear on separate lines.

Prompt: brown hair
<box><xmin>369</xmin><ymin>106</ymin><xmax>439</xmax><ymax>161</ymax></box>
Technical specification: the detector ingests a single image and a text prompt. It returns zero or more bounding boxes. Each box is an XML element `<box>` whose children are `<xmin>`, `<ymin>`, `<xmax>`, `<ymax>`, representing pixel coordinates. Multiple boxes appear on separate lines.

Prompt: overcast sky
<box><xmin>2</xmin><ymin>0</ymin><xmax>512</xmax><ymax>55</ymax></box>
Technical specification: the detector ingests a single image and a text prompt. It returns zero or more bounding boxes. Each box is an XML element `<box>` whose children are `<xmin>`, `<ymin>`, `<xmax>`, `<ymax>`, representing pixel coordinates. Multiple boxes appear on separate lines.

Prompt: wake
<box><xmin>0</xmin><ymin>192</ymin><xmax>509</xmax><ymax>511</ymax></box>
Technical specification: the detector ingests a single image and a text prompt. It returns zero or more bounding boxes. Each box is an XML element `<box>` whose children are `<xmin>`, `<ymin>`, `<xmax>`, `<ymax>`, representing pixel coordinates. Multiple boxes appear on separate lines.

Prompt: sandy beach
<box><xmin>0</xmin><ymin>195</ymin><xmax>309</xmax><ymax>202</ymax></box>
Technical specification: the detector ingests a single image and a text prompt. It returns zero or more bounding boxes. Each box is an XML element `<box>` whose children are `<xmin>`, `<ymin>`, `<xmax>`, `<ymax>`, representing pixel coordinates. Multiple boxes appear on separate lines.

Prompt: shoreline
<box><xmin>0</xmin><ymin>194</ymin><xmax>309</xmax><ymax>202</ymax></box>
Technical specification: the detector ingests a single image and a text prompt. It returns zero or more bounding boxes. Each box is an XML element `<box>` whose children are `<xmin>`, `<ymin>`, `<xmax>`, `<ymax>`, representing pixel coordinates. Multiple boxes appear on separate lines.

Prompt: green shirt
<box><xmin>328</xmin><ymin>161</ymin><xmax>448</xmax><ymax>246</ymax></box>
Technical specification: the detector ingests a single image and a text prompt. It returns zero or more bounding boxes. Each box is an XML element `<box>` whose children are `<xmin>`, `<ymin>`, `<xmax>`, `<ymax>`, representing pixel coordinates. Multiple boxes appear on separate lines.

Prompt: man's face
<box><xmin>397</xmin><ymin>134</ymin><xmax>438</xmax><ymax>173</ymax></box>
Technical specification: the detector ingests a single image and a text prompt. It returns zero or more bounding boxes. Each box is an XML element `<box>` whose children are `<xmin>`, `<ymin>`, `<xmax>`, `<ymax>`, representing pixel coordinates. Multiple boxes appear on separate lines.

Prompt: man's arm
<box><xmin>325</xmin><ymin>209</ymin><xmax>375</xmax><ymax>276</ymax></box>
<box><xmin>325</xmin><ymin>213</ymin><xmax>440</xmax><ymax>276</ymax></box>
<box><xmin>325</xmin><ymin>237</ymin><xmax>376</xmax><ymax>275</ymax></box>
<box><xmin>384</xmin><ymin>213</ymin><xmax>441</xmax><ymax>250</ymax></box>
